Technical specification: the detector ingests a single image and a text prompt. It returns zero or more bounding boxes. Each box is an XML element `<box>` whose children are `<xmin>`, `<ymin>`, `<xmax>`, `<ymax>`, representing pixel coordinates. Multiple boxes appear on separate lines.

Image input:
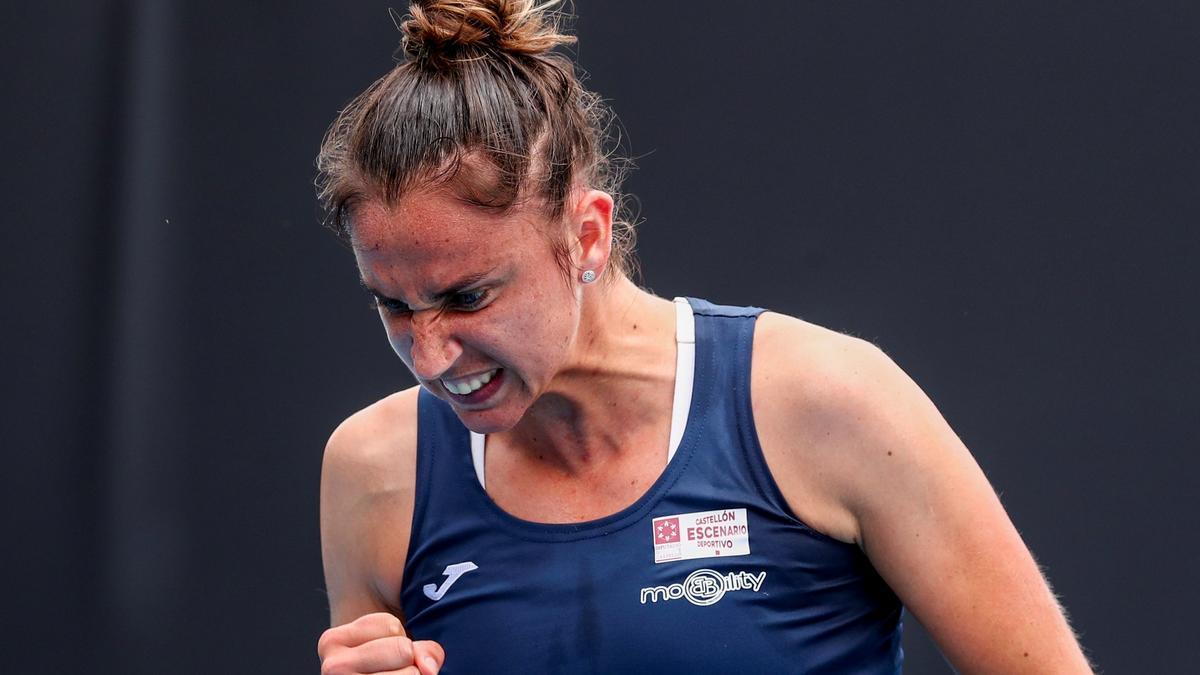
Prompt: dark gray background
<box><xmin>3</xmin><ymin>1</ymin><xmax>1197</xmax><ymax>672</ymax></box>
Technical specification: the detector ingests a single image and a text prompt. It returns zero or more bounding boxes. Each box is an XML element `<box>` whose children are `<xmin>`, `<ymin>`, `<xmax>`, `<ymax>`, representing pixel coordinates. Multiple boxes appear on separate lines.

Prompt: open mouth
<box><xmin>441</xmin><ymin>368</ymin><xmax>504</xmax><ymax>404</ymax></box>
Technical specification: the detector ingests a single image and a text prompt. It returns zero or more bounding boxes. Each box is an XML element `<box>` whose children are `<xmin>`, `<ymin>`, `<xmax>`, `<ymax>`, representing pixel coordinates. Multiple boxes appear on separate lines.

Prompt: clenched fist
<box><xmin>318</xmin><ymin>612</ymin><xmax>445</xmax><ymax>675</ymax></box>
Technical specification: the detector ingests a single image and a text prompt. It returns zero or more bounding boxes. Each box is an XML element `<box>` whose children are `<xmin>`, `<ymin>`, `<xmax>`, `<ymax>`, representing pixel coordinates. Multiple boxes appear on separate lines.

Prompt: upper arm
<box><xmin>319</xmin><ymin>388</ymin><xmax>420</xmax><ymax>628</ymax></box>
<box><xmin>752</xmin><ymin>314</ymin><xmax>1091</xmax><ymax>673</ymax></box>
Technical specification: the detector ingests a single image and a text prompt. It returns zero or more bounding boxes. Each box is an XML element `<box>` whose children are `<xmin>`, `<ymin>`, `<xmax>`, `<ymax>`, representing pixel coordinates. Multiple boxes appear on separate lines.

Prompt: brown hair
<box><xmin>316</xmin><ymin>0</ymin><xmax>636</xmax><ymax>281</ymax></box>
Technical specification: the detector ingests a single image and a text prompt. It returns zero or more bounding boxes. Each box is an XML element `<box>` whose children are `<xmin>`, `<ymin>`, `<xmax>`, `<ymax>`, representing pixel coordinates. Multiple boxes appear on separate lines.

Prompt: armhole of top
<box><xmin>733</xmin><ymin>312</ymin><xmax>848</xmax><ymax>545</ymax></box>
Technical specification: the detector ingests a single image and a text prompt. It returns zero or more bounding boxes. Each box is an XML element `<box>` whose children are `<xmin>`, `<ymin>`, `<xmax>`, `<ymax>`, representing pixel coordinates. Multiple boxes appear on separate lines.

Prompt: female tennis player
<box><xmin>315</xmin><ymin>1</ymin><xmax>1092</xmax><ymax>673</ymax></box>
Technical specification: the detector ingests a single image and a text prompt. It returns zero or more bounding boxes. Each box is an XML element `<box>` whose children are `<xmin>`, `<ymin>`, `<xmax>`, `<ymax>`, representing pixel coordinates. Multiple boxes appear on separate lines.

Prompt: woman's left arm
<box><xmin>754</xmin><ymin>315</ymin><xmax>1093</xmax><ymax>673</ymax></box>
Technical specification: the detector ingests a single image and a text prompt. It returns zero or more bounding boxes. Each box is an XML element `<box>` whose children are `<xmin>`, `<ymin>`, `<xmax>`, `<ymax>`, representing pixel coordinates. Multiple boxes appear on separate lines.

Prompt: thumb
<box><xmin>413</xmin><ymin>639</ymin><xmax>446</xmax><ymax>675</ymax></box>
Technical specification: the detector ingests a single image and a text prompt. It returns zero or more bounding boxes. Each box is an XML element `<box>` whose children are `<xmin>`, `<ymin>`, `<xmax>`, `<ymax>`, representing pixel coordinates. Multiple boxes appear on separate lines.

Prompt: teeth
<box><xmin>443</xmin><ymin>368</ymin><xmax>497</xmax><ymax>395</ymax></box>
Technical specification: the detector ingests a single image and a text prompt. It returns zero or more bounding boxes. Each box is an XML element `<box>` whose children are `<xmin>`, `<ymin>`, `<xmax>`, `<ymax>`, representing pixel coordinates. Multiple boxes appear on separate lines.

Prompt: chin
<box><xmin>443</xmin><ymin>371</ymin><xmax>537</xmax><ymax>434</ymax></box>
<box><xmin>457</xmin><ymin>409</ymin><xmax>522</xmax><ymax>435</ymax></box>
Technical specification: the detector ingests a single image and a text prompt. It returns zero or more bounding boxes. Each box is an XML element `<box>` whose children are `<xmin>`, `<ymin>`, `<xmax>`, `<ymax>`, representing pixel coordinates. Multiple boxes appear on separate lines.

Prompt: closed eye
<box><xmin>452</xmin><ymin>289</ymin><xmax>489</xmax><ymax>310</ymax></box>
<box><xmin>369</xmin><ymin>293</ymin><xmax>412</xmax><ymax>315</ymax></box>
<box><xmin>369</xmin><ymin>290</ymin><xmax>488</xmax><ymax>315</ymax></box>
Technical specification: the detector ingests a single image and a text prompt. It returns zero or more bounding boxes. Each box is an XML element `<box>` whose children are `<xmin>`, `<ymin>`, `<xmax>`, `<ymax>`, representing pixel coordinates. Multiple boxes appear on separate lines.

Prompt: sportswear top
<box><xmin>400</xmin><ymin>297</ymin><xmax>904</xmax><ymax>673</ymax></box>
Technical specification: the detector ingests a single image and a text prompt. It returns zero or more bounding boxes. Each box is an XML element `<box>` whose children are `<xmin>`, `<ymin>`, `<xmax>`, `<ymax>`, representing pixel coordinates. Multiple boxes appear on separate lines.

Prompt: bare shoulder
<box><xmin>752</xmin><ymin>311</ymin><xmax>901</xmax><ymax>407</ymax></box>
<box><xmin>320</xmin><ymin>386</ymin><xmax>422</xmax><ymax>626</ymax></box>
<box><xmin>323</xmin><ymin>386</ymin><xmax>421</xmax><ymax>494</ymax></box>
<box><xmin>752</xmin><ymin>312</ymin><xmax>1092</xmax><ymax>671</ymax></box>
<box><xmin>750</xmin><ymin>311</ymin><xmax>947</xmax><ymax>545</ymax></box>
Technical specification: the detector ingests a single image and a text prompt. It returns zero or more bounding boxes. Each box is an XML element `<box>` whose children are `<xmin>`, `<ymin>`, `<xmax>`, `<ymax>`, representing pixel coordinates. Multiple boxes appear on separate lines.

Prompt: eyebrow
<box><xmin>359</xmin><ymin>267</ymin><xmax>496</xmax><ymax>304</ymax></box>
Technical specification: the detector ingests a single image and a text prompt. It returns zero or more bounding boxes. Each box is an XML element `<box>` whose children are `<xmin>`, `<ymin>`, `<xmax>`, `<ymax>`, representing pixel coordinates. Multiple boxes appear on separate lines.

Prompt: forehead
<box><xmin>350</xmin><ymin>188</ymin><xmax>539</xmax><ymax>292</ymax></box>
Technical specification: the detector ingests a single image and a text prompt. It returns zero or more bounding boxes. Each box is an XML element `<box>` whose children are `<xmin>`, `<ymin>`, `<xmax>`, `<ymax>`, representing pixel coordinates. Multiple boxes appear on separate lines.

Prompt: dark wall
<box><xmin>3</xmin><ymin>2</ymin><xmax>1196</xmax><ymax>672</ymax></box>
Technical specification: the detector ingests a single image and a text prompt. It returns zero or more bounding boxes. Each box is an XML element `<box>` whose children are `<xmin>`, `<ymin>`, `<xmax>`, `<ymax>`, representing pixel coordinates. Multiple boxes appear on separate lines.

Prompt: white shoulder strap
<box><xmin>667</xmin><ymin>297</ymin><xmax>696</xmax><ymax>463</ymax></box>
<box><xmin>470</xmin><ymin>428</ymin><xmax>486</xmax><ymax>489</ymax></box>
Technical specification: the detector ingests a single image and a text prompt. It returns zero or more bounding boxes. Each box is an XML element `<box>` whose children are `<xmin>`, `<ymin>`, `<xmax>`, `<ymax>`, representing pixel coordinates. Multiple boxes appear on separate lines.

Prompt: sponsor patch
<box><xmin>639</xmin><ymin>568</ymin><xmax>766</xmax><ymax>606</ymax></box>
<box><xmin>652</xmin><ymin>508</ymin><xmax>750</xmax><ymax>563</ymax></box>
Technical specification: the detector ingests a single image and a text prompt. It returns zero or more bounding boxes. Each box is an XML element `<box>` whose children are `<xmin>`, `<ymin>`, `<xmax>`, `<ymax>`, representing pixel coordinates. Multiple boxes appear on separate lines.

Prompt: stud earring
<box><xmin>580</xmin><ymin>270</ymin><xmax>597</xmax><ymax>283</ymax></box>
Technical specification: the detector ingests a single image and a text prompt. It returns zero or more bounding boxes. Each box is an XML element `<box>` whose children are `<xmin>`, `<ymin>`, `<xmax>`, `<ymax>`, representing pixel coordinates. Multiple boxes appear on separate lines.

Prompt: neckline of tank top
<box><xmin>459</xmin><ymin>297</ymin><xmax>708</xmax><ymax>540</ymax></box>
<box><xmin>468</xmin><ymin>296</ymin><xmax>695</xmax><ymax>489</ymax></box>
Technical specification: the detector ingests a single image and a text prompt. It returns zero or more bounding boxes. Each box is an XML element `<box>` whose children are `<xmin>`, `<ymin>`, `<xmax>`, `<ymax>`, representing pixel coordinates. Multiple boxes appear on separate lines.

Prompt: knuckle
<box><xmin>351</xmin><ymin>612</ymin><xmax>379</xmax><ymax>627</ymax></box>
<box><xmin>394</xmin><ymin>635</ymin><xmax>415</xmax><ymax>663</ymax></box>
<box><xmin>316</xmin><ymin>629</ymin><xmax>337</xmax><ymax>659</ymax></box>
<box><xmin>320</xmin><ymin>653</ymin><xmax>349</xmax><ymax>675</ymax></box>
<box><xmin>361</xmin><ymin>611</ymin><xmax>402</xmax><ymax>634</ymax></box>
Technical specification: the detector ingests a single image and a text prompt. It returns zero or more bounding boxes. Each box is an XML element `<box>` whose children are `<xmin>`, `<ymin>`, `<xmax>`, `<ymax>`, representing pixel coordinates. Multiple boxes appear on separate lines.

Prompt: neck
<box><xmin>499</xmin><ymin>276</ymin><xmax>678</xmax><ymax>475</ymax></box>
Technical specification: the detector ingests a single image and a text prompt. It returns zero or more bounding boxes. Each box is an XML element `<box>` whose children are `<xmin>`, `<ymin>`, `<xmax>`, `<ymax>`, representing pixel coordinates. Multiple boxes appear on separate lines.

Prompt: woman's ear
<box><xmin>570</xmin><ymin>188</ymin><xmax>615</xmax><ymax>278</ymax></box>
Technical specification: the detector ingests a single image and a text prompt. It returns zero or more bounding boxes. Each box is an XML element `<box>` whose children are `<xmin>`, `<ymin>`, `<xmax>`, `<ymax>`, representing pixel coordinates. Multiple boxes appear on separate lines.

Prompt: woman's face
<box><xmin>350</xmin><ymin>186</ymin><xmax>586</xmax><ymax>434</ymax></box>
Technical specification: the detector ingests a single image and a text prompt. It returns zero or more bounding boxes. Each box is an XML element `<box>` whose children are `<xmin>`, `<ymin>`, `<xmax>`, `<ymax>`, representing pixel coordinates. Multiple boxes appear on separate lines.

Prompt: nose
<box><xmin>402</xmin><ymin>309</ymin><xmax>462</xmax><ymax>382</ymax></box>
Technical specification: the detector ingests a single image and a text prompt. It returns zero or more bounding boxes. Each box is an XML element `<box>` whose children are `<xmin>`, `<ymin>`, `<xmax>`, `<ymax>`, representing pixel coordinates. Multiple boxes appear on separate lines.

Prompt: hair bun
<box><xmin>401</xmin><ymin>0</ymin><xmax>575</xmax><ymax>65</ymax></box>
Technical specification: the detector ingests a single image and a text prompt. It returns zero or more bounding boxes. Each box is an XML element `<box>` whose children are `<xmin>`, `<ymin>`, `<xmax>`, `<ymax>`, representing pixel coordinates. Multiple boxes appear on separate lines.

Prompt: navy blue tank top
<box><xmin>401</xmin><ymin>298</ymin><xmax>904</xmax><ymax>673</ymax></box>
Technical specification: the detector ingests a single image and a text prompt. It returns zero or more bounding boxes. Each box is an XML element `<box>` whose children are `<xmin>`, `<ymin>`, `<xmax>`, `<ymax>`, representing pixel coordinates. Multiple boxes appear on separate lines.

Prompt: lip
<box><xmin>441</xmin><ymin>368</ymin><xmax>499</xmax><ymax>385</ymax></box>
<box><xmin>442</xmin><ymin>368</ymin><xmax>505</xmax><ymax>406</ymax></box>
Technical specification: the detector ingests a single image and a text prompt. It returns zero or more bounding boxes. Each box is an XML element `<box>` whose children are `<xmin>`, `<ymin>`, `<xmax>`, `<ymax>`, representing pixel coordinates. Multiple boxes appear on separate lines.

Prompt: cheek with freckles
<box><xmin>501</xmin><ymin>276</ymin><xmax>579</xmax><ymax>383</ymax></box>
<box><xmin>452</xmin><ymin>292</ymin><xmax>577</xmax><ymax>404</ymax></box>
